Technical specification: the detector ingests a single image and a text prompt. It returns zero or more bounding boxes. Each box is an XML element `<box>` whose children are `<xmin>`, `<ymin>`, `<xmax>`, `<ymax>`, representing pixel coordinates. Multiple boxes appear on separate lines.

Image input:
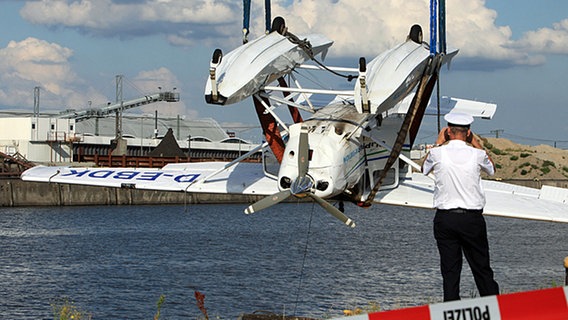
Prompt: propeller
<box><xmin>244</xmin><ymin>189</ymin><xmax>291</xmax><ymax>214</ymax></box>
<box><xmin>245</xmin><ymin>125</ymin><xmax>356</xmax><ymax>228</ymax></box>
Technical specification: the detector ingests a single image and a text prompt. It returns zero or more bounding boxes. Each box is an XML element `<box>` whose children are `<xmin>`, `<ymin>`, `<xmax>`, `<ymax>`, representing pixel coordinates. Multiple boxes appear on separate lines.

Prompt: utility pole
<box><xmin>33</xmin><ymin>86</ymin><xmax>40</xmax><ymax>117</ymax></box>
<box><xmin>33</xmin><ymin>86</ymin><xmax>40</xmax><ymax>141</ymax></box>
<box><xmin>112</xmin><ymin>75</ymin><xmax>127</xmax><ymax>155</ymax></box>
<box><xmin>115</xmin><ymin>75</ymin><xmax>123</xmax><ymax>139</ymax></box>
<box><xmin>490</xmin><ymin>129</ymin><xmax>504</xmax><ymax>138</ymax></box>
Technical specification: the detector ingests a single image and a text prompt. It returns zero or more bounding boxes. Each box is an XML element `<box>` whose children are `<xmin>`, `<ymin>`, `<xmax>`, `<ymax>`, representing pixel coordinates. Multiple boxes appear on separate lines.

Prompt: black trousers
<box><xmin>434</xmin><ymin>209</ymin><xmax>499</xmax><ymax>301</ymax></box>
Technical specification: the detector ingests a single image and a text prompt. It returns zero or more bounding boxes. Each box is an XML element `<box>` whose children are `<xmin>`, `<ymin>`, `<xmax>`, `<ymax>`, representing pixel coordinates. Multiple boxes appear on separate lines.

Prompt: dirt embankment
<box><xmin>479</xmin><ymin>137</ymin><xmax>568</xmax><ymax>181</ymax></box>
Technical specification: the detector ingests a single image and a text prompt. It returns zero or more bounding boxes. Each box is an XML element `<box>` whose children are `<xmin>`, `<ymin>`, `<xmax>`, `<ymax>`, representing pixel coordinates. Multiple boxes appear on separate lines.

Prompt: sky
<box><xmin>0</xmin><ymin>0</ymin><xmax>567</xmax><ymax>146</ymax></box>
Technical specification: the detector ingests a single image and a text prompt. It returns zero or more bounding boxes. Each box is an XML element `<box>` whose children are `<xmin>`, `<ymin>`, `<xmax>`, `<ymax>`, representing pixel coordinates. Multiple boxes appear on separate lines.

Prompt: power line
<box><xmin>477</xmin><ymin>131</ymin><xmax>568</xmax><ymax>149</ymax></box>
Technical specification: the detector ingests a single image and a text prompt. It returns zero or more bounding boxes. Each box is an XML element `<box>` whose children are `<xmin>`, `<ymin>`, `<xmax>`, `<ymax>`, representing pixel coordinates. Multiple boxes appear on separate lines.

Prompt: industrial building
<box><xmin>0</xmin><ymin>88</ymin><xmax>260</xmax><ymax>172</ymax></box>
<box><xmin>0</xmin><ymin>113</ymin><xmax>260</xmax><ymax>165</ymax></box>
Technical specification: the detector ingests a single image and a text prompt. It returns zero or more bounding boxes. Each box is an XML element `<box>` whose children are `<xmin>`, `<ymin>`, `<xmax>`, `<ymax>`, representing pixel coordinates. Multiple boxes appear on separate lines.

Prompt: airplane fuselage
<box><xmin>277</xmin><ymin>103</ymin><xmax>397</xmax><ymax>203</ymax></box>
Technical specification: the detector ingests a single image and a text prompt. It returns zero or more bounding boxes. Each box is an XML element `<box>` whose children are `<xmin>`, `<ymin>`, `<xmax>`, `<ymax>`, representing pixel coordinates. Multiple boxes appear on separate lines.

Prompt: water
<box><xmin>0</xmin><ymin>203</ymin><xmax>566</xmax><ymax>319</ymax></box>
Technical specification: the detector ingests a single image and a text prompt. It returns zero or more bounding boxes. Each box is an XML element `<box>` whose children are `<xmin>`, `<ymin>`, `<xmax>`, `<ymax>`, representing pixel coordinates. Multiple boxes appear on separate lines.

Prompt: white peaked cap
<box><xmin>444</xmin><ymin>112</ymin><xmax>474</xmax><ymax>127</ymax></box>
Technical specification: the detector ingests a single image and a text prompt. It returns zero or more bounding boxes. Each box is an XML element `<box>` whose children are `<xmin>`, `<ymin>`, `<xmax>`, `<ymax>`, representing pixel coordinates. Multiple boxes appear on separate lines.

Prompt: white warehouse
<box><xmin>0</xmin><ymin>116</ymin><xmax>77</xmax><ymax>163</ymax></box>
<box><xmin>0</xmin><ymin>114</ymin><xmax>260</xmax><ymax>165</ymax></box>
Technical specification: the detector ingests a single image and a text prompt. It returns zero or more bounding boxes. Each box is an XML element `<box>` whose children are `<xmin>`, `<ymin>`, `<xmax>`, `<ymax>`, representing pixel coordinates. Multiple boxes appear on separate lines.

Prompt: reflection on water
<box><xmin>0</xmin><ymin>204</ymin><xmax>566</xmax><ymax>319</ymax></box>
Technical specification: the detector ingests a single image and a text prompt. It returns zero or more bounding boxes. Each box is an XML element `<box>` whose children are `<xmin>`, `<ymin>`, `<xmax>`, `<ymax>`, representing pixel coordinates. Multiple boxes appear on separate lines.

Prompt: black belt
<box><xmin>437</xmin><ymin>208</ymin><xmax>483</xmax><ymax>214</ymax></box>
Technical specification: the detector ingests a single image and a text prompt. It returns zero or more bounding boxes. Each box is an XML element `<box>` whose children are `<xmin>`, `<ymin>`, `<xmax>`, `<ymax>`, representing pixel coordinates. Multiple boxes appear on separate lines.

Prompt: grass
<box><xmin>51</xmin><ymin>292</ymin><xmax>209</xmax><ymax>320</ymax></box>
<box><xmin>342</xmin><ymin>301</ymin><xmax>381</xmax><ymax>316</ymax></box>
<box><xmin>49</xmin><ymin>280</ymin><xmax>567</xmax><ymax>319</ymax></box>
<box><xmin>51</xmin><ymin>298</ymin><xmax>92</xmax><ymax>320</ymax></box>
<box><xmin>153</xmin><ymin>294</ymin><xmax>166</xmax><ymax>320</ymax></box>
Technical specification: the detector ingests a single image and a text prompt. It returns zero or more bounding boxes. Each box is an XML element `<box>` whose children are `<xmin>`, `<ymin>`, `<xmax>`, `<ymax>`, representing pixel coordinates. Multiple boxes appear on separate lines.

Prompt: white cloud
<box><xmin>513</xmin><ymin>18</ymin><xmax>568</xmax><ymax>55</ymax></box>
<box><xmin>262</xmin><ymin>0</ymin><xmax>549</xmax><ymax>68</ymax></box>
<box><xmin>0</xmin><ymin>37</ymin><xmax>194</xmax><ymax>118</ymax></box>
<box><xmin>19</xmin><ymin>0</ymin><xmax>558</xmax><ymax>68</ymax></box>
<box><xmin>20</xmin><ymin>0</ymin><xmax>240</xmax><ymax>40</ymax></box>
<box><xmin>0</xmin><ymin>37</ymin><xmax>106</xmax><ymax>110</ymax></box>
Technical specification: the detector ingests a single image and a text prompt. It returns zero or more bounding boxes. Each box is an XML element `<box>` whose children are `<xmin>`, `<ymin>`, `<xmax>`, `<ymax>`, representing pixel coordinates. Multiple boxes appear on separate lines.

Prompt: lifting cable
<box><xmin>285</xmin><ymin>30</ymin><xmax>356</xmax><ymax>81</ymax></box>
<box><xmin>293</xmin><ymin>201</ymin><xmax>316</xmax><ymax>315</ymax></box>
<box><xmin>244</xmin><ymin>0</ymin><xmax>355</xmax><ymax>82</ymax></box>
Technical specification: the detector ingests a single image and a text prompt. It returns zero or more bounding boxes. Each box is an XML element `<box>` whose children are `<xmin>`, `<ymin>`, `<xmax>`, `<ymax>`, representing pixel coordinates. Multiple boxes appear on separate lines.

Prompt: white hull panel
<box><xmin>355</xmin><ymin>40</ymin><xmax>431</xmax><ymax>114</ymax></box>
<box><xmin>205</xmin><ymin>32</ymin><xmax>332</xmax><ymax>105</ymax></box>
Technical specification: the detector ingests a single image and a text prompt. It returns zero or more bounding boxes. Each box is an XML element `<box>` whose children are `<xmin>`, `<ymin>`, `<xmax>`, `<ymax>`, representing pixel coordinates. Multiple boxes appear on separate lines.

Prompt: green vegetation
<box><xmin>48</xmin><ymin>281</ymin><xmax>567</xmax><ymax>320</ymax></box>
<box><xmin>510</xmin><ymin>155</ymin><xmax>519</xmax><ymax>161</ymax></box>
<box><xmin>519</xmin><ymin>162</ymin><xmax>531</xmax><ymax>169</ymax></box>
<box><xmin>491</xmin><ymin>147</ymin><xmax>505</xmax><ymax>155</ymax></box>
<box><xmin>154</xmin><ymin>295</ymin><xmax>166</xmax><ymax>320</ymax></box>
<box><xmin>542</xmin><ymin>160</ymin><xmax>556</xmax><ymax>168</ymax></box>
<box><xmin>50</xmin><ymin>292</ymin><xmax>214</xmax><ymax>320</ymax></box>
<box><xmin>540</xmin><ymin>160</ymin><xmax>556</xmax><ymax>175</ymax></box>
<box><xmin>541</xmin><ymin>166</ymin><xmax>551</xmax><ymax>175</ymax></box>
<box><xmin>342</xmin><ymin>301</ymin><xmax>382</xmax><ymax>316</ymax></box>
<box><xmin>520</xmin><ymin>153</ymin><xmax>531</xmax><ymax>158</ymax></box>
<box><xmin>51</xmin><ymin>298</ymin><xmax>92</xmax><ymax>320</ymax></box>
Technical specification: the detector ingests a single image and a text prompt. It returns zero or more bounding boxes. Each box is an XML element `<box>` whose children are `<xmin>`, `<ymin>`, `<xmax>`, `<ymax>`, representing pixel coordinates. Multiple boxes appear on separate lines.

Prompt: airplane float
<box><xmin>20</xmin><ymin>16</ymin><xmax>568</xmax><ymax>228</ymax></box>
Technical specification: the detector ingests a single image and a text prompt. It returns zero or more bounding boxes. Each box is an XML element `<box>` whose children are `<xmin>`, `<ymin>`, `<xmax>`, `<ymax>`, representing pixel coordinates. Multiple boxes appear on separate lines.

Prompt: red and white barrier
<box><xmin>334</xmin><ymin>286</ymin><xmax>568</xmax><ymax>320</ymax></box>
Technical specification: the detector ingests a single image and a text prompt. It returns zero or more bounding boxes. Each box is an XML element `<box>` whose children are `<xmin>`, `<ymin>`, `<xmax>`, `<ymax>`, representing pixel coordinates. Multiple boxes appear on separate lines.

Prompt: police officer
<box><xmin>422</xmin><ymin>112</ymin><xmax>499</xmax><ymax>301</ymax></box>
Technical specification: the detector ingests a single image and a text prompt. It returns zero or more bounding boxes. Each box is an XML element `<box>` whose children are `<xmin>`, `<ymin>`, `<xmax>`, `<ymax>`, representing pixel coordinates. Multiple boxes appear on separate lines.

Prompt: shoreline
<box><xmin>0</xmin><ymin>178</ymin><xmax>263</xmax><ymax>207</ymax></box>
<box><xmin>2</xmin><ymin>178</ymin><xmax>567</xmax><ymax>207</ymax></box>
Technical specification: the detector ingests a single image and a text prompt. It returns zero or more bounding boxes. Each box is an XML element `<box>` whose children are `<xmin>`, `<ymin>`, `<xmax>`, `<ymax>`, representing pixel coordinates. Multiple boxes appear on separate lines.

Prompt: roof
<box><xmin>76</xmin><ymin>116</ymin><xmax>229</xmax><ymax>141</ymax></box>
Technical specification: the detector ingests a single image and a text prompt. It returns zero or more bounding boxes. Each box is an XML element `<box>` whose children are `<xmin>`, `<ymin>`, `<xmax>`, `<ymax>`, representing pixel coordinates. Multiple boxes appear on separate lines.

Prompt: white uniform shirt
<box><xmin>422</xmin><ymin>140</ymin><xmax>494</xmax><ymax>210</ymax></box>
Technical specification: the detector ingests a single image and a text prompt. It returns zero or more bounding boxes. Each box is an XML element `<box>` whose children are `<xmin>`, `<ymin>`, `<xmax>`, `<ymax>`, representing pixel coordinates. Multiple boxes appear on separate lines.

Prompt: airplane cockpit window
<box><xmin>262</xmin><ymin>147</ymin><xmax>279</xmax><ymax>178</ymax></box>
<box><xmin>373</xmin><ymin>166</ymin><xmax>399</xmax><ymax>190</ymax></box>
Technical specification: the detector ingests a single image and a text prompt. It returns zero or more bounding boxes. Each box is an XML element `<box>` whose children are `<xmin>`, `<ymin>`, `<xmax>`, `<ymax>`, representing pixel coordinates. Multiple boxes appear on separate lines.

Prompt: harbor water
<box><xmin>1</xmin><ymin>203</ymin><xmax>567</xmax><ymax>319</ymax></box>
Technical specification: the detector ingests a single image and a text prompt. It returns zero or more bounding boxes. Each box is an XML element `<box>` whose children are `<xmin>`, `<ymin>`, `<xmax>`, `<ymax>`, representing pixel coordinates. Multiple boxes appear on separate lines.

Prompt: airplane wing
<box><xmin>424</xmin><ymin>96</ymin><xmax>497</xmax><ymax>119</ymax></box>
<box><xmin>21</xmin><ymin>164</ymin><xmax>568</xmax><ymax>223</ymax></box>
<box><xmin>390</xmin><ymin>95</ymin><xmax>497</xmax><ymax>119</ymax></box>
<box><xmin>375</xmin><ymin>172</ymin><xmax>568</xmax><ymax>223</ymax></box>
<box><xmin>20</xmin><ymin>162</ymin><xmax>278</xmax><ymax>195</ymax></box>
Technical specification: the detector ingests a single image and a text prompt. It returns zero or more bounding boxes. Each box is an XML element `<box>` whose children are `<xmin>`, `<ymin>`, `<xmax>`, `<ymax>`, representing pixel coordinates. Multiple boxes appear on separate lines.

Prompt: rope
<box><xmin>312</xmin><ymin>58</ymin><xmax>357</xmax><ymax>81</ymax></box>
<box><xmin>293</xmin><ymin>201</ymin><xmax>315</xmax><ymax>315</ymax></box>
<box><xmin>285</xmin><ymin>30</ymin><xmax>356</xmax><ymax>81</ymax></box>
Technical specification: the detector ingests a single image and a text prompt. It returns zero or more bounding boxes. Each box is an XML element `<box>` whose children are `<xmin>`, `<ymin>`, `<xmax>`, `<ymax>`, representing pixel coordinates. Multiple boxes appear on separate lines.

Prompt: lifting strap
<box><xmin>243</xmin><ymin>0</ymin><xmax>272</xmax><ymax>43</ymax></box>
<box><xmin>361</xmin><ymin>56</ymin><xmax>440</xmax><ymax>207</ymax></box>
<box><xmin>253</xmin><ymin>92</ymin><xmax>286</xmax><ymax>163</ymax></box>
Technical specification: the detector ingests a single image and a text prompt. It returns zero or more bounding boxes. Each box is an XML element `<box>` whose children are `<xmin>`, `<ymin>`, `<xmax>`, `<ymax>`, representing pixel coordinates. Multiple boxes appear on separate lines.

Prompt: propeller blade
<box><xmin>298</xmin><ymin>125</ymin><xmax>309</xmax><ymax>177</ymax></box>
<box><xmin>244</xmin><ymin>190</ymin><xmax>292</xmax><ymax>214</ymax></box>
<box><xmin>308</xmin><ymin>194</ymin><xmax>356</xmax><ymax>228</ymax></box>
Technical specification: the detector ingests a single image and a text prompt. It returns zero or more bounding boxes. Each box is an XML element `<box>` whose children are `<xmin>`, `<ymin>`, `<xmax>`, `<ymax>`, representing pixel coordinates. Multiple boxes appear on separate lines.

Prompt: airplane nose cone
<box><xmin>290</xmin><ymin>175</ymin><xmax>313</xmax><ymax>195</ymax></box>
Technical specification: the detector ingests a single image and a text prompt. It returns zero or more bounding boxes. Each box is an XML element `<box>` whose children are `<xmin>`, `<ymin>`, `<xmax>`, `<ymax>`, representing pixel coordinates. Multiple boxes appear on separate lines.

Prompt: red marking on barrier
<box><xmin>367</xmin><ymin>305</ymin><xmax>429</xmax><ymax>320</ymax></box>
<box><xmin>334</xmin><ymin>287</ymin><xmax>568</xmax><ymax>320</ymax></box>
<box><xmin>498</xmin><ymin>287</ymin><xmax>568</xmax><ymax>320</ymax></box>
